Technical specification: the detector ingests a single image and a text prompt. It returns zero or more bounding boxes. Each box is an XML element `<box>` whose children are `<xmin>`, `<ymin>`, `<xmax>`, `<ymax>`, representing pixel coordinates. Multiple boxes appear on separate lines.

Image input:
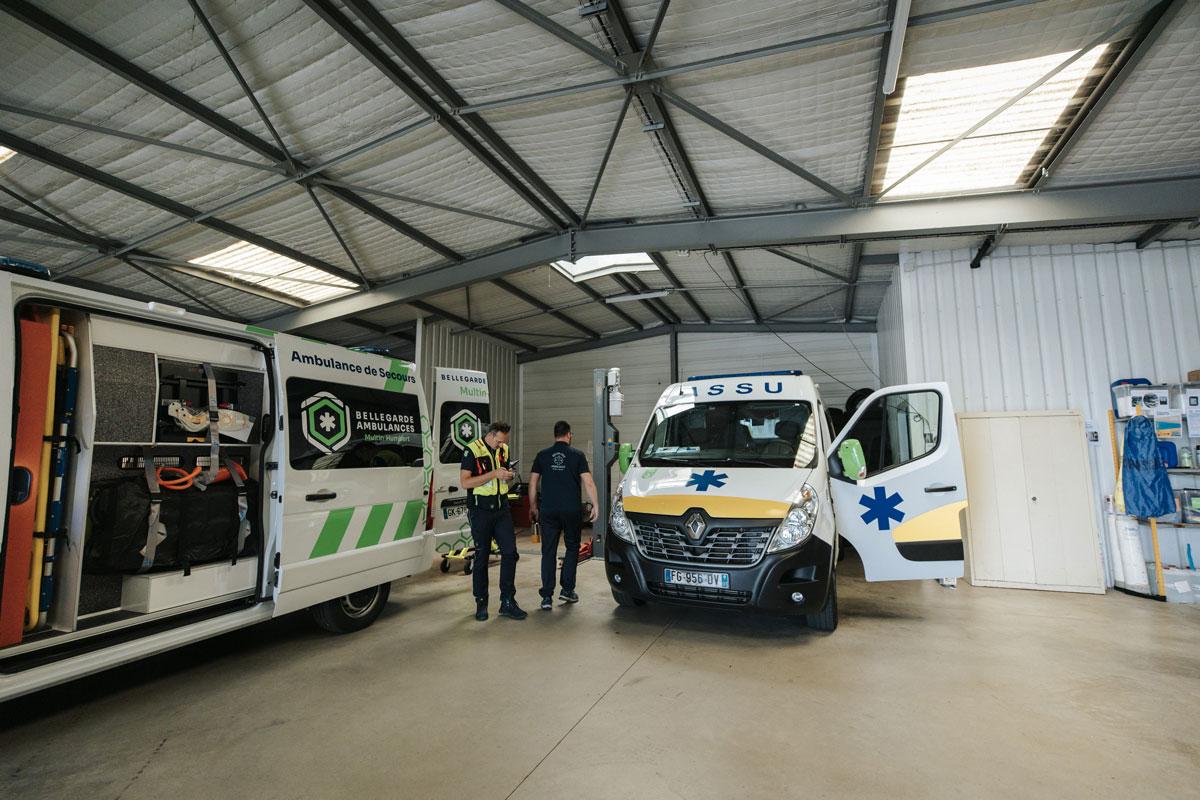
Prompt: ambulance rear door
<box><xmin>430</xmin><ymin>367</ymin><xmax>490</xmax><ymax>551</ymax></box>
<box><xmin>273</xmin><ymin>335</ymin><xmax>433</xmax><ymax>614</ymax></box>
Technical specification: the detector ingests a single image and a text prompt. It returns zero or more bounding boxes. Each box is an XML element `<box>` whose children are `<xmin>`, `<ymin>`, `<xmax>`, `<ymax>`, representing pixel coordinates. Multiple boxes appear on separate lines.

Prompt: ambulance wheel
<box><xmin>440</xmin><ymin>558</ymin><xmax>451</xmax><ymax>573</ymax></box>
<box><xmin>805</xmin><ymin>574</ymin><xmax>838</xmax><ymax>632</ymax></box>
<box><xmin>611</xmin><ymin>588</ymin><xmax>645</xmax><ymax>608</ymax></box>
<box><xmin>463</xmin><ymin>557</ymin><xmax>473</xmax><ymax>575</ymax></box>
<box><xmin>311</xmin><ymin>582</ymin><xmax>391</xmax><ymax>634</ymax></box>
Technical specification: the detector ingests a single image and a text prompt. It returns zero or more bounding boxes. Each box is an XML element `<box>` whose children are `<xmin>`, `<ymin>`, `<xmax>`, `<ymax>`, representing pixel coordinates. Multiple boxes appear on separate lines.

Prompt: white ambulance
<box><xmin>0</xmin><ymin>269</ymin><xmax>435</xmax><ymax>700</ymax></box>
<box><xmin>606</xmin><ymin>370</ymin><xmax>966</xmax><ymax>631</ymax></box>
<box><xmin>427</xmin><ymin>367</ymin><xmax>491</xmax><ymax>552</ymax></box>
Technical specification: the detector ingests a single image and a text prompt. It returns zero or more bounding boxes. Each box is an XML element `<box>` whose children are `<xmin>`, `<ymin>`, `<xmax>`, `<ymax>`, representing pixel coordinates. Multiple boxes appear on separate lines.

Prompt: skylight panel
<box><xmin>880</xmin><ymin>46</ymin><xmax>1107</xmax><ymax>198</ymax></box>
<box><xmin>0</xmin><ymin>146</ymin><xmax>15</xmax><ymax>166</ymax></box>
<box><xmin>552</xmin><ymin>253</ymin><xmax>659</xmax><ymax>283</ymax></box>
<box><xmin>189</xmin><ymin>241</ymin><xmax>356</xmax><ymax>304</ymax></box>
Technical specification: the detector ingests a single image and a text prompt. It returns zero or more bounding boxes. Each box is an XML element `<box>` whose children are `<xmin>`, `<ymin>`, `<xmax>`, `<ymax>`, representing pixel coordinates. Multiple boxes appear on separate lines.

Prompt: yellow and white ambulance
<box><xmin>0</xmin><ymin>268</ymin><xmax>435</xmax><ymax>700</ymax></box>
<box><xmin>606</xmin><ymin>370</ymin><xmax>966</xmax><ymax>631</ymax></box>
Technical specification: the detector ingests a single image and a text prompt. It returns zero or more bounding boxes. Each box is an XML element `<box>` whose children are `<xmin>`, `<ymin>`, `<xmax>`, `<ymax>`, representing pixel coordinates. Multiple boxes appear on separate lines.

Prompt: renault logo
<box><xmin>685</xmin><ymin>512</ymin><xmax>706</xmax><ymax>541</ymax></box>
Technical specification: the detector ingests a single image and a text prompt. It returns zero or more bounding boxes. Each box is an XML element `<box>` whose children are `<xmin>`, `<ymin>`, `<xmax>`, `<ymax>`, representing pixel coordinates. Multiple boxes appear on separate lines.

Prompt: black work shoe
<box><xmin>498</xmin><ymin>598</ymin><xmax>528</xmax><ymax>620</ymax></box>
<box><xmin>540</xmin><ymin>596</ymin><xmax>553</xmax><ymax>611</ymax></box>
<box><xmin>559</xmin><ymin>591</ymin><xmax>579</xmax><ymax>603</ymax></box>
<box><xmin>475</xmin><ymin>599</ymin><xmax>488</xmax><ymax>621</ymax></box>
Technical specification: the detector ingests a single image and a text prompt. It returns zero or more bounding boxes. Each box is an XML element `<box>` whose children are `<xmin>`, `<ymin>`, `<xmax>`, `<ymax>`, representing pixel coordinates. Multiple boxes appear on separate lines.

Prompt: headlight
<box><xmin>768</xmin><ymin>484</ymin><xmax>818</xmax><ymax>553</ymax></box>
<box><xmin>610</xmin><ymin>489</ymin><xmax>635</xmax><ymax>543</ymax></box>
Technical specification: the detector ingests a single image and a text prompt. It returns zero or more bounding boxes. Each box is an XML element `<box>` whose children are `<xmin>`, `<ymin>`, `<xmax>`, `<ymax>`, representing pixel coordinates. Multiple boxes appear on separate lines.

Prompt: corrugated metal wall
<box><xmin>677</xmin><ymin>331</ymin><xmax>880</xmax><ymax>408</ymax></box>
<box><xmin>417</xmin><ymin>318</ymin><xmax>519</xmax><ymax>440</ymax></box>
<box><xmin>895</xmin><ymin>240</ymin><xmax>1200</xmax><ymax>572</ymax></box>
<box><xmin>520</xmin><ymin>336</ymin><xmax>671</xmax><ymax>467</ymax></box>
<box><xmin>876</xmin><ymin>280</ymin><xmax>906</xmax><ymax>386</ymax></box>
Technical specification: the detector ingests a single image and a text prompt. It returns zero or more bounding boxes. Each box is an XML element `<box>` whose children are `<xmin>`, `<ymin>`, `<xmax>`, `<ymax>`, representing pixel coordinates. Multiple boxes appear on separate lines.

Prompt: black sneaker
<box><xmin>540</xmin><ymin>597</ymin><xmax>553</xmax><ymax>611</ymax></box>
<box><xmin>474</xmin><ymin>599</ymin><xmax>488</xmax><ymax>621</ymax></box>
<box><xmin>559</xmin><ymin>591</ymin><xmax>579</xmax><ymax>603</ymax></box>
<box><xmin>498</xmin><ymin>598</ymin><xmax>528</xmax><ymax>620</ymax></box>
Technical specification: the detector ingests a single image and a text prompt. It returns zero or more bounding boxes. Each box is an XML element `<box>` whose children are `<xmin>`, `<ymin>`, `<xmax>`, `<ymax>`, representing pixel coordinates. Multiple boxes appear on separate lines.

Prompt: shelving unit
<box><xmin>1107</xmin><ymin>387</ymin><xmax>1200</xmax><ymax>600</ymax></box>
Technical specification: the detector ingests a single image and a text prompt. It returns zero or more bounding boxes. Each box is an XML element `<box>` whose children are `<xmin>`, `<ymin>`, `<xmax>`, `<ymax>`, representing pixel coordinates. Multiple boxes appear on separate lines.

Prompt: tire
<box><xmin>439</xmin><ymin>558</ymin><xmax>451</xmax><ymax>573</ymax></box>
<box><xmin>463</xmin><ymin>557</ymin><xmax>473</xmax><ymax>575</ymax></box>
<box><xmin>805</xmin><ymin>573</ymin><xmax>838</xmax><ymax>632</ymax></box>
<box><xmin>311</xmin><ymin>582</ymin><xmax>391</xmax><ymax>634</ymax></box>
<box><xmin>611</xmin><ymin>588</ymin><xmax>646</xmax><ymax>608</ymax></box>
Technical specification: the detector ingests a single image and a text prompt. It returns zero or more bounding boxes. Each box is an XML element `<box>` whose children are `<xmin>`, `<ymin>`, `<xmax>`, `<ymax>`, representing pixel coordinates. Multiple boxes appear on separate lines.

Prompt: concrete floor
<box><xmin>2</xmin><ymin>548</ymin><xmax>1198</xmax><ymax>800</ymax></box>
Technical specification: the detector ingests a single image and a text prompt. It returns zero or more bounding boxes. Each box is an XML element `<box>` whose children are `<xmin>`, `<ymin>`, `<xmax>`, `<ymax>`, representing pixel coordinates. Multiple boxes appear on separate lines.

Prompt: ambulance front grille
<box><xmin>633</xmin><ymin>522</ymin><xmax>773</xmax><ymax>567</ymax></box>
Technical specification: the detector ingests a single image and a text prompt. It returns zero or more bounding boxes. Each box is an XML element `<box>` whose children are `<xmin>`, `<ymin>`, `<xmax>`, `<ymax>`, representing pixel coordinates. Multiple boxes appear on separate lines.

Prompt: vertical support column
<box><xmin>669</xmin><ymin>327</ymin><xmax>679</xmax><ymax>383</ymax></box>
<box><xmin>592</xmin><ymin>368</ymin><xmax>620</xmax><ymax>558</ymax></box>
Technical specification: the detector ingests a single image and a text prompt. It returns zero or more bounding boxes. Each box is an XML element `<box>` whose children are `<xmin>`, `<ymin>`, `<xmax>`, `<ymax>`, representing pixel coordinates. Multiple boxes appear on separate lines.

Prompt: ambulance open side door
<box><xmin>430</xmin><ymin>367</ymin><xmax>490</xmax><ymax>551</ymax></box>
<box><xmin>826</xmin><ymin>382</ymin><xmax>967</xmax><ymax>581</ymax></box>
<box><xmin>273</xmin><ymin>334</ymin><xmax>432</xmax><ymax>614</ymax></box>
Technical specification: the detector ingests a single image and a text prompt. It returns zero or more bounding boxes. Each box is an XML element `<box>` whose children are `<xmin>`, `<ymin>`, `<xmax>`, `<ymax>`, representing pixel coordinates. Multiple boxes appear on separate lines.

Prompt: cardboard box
<box><xmin>1188</xmin><ymin>369</ymin><xmax>1200</xmax><ymax>382</ymax></box>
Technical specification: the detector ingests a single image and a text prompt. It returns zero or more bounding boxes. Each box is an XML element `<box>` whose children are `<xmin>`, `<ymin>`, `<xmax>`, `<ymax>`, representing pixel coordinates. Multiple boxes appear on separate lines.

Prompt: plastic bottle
<box><xmin>1182</xmin><ymin>446</ymin><xmax>1196</xmax><ymax>469</ymax></box>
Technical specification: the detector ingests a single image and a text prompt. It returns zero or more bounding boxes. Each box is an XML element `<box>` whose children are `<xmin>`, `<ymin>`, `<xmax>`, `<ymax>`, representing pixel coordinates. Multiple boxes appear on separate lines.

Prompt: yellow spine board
<box><xmin>25</xmin><ymin>309</ymin><xmax>61</xmax><ymax>631</ymax></box>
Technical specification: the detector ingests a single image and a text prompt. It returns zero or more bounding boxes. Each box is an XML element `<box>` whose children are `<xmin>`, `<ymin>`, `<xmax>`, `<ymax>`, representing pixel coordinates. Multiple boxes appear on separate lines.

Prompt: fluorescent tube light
<box><xmin>605</xmin><ymin>289</ymin><xmax>672</xmax><ymax>304</ymax></box>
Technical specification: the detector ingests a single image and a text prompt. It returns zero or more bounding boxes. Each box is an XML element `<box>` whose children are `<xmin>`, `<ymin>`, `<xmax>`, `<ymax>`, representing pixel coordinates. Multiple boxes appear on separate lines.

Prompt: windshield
<box><xmin>638</xmin><ymin>400</ymin><xmax>818</xmax><ymax>468</ymax></box>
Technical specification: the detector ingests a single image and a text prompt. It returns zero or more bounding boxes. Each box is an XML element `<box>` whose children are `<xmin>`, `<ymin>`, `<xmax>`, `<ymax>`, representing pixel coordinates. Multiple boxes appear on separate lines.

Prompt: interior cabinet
<box><xmin>958</xmin><ymin>411</ymin><xmax>1105</xmax><ymax>593</ymax></box>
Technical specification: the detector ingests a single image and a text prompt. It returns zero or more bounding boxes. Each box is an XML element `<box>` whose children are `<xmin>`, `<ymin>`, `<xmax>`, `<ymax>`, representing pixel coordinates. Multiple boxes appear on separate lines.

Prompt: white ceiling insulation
<box><xmin>0</xmin><ymin>0</ymin><xmax>1192</xmax><ymax>352</ymax></box>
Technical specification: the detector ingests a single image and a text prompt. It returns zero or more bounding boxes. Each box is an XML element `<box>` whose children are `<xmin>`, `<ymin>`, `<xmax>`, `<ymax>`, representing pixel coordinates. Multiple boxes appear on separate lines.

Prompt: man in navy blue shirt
<box><xmin>529</xmin><ymin>421</ymin><xmax>598</xmax><ymax>610</ymax></box>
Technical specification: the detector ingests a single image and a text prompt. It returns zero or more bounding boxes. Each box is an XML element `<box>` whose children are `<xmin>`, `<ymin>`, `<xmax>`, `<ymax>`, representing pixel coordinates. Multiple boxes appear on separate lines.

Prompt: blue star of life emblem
<box><xmin>686</xmin><ymin>470</ymin><xmax>728</xmax><ymax>492</ymax></box>
<box><xmin>859</xmin><ymin>486</ymin><xmax>905</xmax><ymax>531</ymax></box>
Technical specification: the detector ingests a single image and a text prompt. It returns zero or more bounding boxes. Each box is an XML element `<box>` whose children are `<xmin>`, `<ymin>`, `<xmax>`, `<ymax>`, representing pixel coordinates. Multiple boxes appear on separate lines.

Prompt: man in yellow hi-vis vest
<box><xmin>459</xmin><ymin>421</ymin><xmax>526</xmax><ymax>620</ymax></box>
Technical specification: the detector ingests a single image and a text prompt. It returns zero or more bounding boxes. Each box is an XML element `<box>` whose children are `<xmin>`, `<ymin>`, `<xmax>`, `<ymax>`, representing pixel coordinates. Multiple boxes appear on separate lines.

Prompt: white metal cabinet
<box><xmin>959</xmin><ymin>411</ymin><xmax>1104</xmax><ymax>593</ymax></box>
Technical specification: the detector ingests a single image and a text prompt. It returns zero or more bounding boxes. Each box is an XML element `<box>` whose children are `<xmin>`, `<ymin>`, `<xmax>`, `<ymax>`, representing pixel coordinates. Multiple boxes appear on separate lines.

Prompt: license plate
<box><xmin>442</xmin><ymin>504</ymin><xmax>467</xmax><ymax>521</ymax></box>
<box><xmin>663</xmin><ymin>568</ymin><xmax>730</xmax><ymax>589</ymax></box>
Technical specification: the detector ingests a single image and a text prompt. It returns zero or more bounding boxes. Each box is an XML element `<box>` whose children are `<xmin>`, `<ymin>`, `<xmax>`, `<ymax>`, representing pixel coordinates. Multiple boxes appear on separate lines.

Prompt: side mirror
<box><xmin>618</xmin><ymin>442</ymin><xmax>634</xmax><ymax>473</ymax></box>
<box><xmin>836</xmin><ymin>438</ymin><xmax>867</xmax><ymax>480</ymax></box>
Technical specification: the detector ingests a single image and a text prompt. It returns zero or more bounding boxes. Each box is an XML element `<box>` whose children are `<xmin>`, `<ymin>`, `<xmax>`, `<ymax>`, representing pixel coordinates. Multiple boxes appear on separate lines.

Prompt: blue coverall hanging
<box><xmin>1121</xmin><ymin>415</ymin><xmax>1175</xmax><ymax>518</ymax></box>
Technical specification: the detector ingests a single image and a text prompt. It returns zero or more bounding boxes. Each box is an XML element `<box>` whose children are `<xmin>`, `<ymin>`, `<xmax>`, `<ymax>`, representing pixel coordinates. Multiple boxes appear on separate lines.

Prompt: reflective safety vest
<box><xmin>466</xmin><ymin>438</ymin><xmax>509</xmax><ymax>497</ymax></box>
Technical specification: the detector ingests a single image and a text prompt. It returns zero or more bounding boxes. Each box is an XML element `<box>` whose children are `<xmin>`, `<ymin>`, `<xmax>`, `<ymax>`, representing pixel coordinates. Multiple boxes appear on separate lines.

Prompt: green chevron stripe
<box><xmin>384</xmin><ymin>359</ymin><xmax>410</xmax><ymax>393</ymax></box>
<box><xmin>393</xmin><ymin>500</ymin><xmax>425</xmax><ymax>541</ymax></box>
<box><xmin>310</xmin><ymin>507</ymin><xmax>354</xmax><ymax>558</ymax></box>
<box><xmin>356</xmin><ymin>503</ymin><xmax>394</xmax><ymax>549</ymax></box>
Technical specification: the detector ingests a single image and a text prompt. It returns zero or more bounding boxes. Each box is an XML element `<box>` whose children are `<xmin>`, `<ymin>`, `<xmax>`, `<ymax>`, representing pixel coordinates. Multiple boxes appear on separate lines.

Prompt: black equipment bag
<box><xmin>85</xmin><ymin>478</ymin><xmax>260</xmax><ymax>574</ymax></box>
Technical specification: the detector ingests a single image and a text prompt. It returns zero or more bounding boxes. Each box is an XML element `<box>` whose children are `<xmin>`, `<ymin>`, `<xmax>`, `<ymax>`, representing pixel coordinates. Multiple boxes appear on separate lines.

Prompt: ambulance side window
<box><xmin>843</xmin><ymin>390</ymin><xmax>941</xmax><ymax>475</ymax></box>
<box><xmin>287</xmin><ymin>378</ymin><xmax>424</xmax><ymax>470</ymax></box>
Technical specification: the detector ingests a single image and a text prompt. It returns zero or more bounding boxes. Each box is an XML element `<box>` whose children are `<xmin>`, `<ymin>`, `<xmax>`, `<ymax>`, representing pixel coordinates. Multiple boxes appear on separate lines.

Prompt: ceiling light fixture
<box><xmin>605</xmin><ymin>289</ymin><xmax>672</xmax><ymax>304</ymax></box>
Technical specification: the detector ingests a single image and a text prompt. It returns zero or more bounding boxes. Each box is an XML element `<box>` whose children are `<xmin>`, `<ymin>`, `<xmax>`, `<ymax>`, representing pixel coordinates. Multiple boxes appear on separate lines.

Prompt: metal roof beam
<box><xmin>581</xmin><ymin>89</ymin><xmax>634</xmax><ymax>226</ymax></box>
<box><xmin>764</xmin><ymin>247</ymin><xmax>851</xmax><ymax>284</ymax></box>
<box><xmin>1133</xmin><ymin>222</ymin><xmax>1172</xmax><ymax>249</ymax></box>
<box><xmin>3</xmin><ymin>1</ymin><xmax>461</xmax><ymax>263</ymax></box>
<box><xmin>264</xmin><ymin>175</ymin><xmax>1200</xmax><ymax>330</ymax></box>
<box><xmin>491</xmin><ymin>276</ymin><xmax>600</xmax><ymax>339</ymax></box>
<box><xmin>407</xmin><ymin>299</ymin><xmax>537</xmax><ymax>352</ymax></box>
<box><xmin>491</xmin><ymin>0</ymin><xmax>626</xmax><ymax>72</ymax></box>
<box><xmin>0</xmin><ymin>204</ymin><xmax>121</xmax><ymax>250</ymax></box>
<box><xmin>122</xmin><ymin>257</ymin><xmax>232</xmax><ymax>318</ymax></box>
<box><xmin>1027</xmin><ymin>0</ymin><xmax>1186</xmax><ymax>188</ymax></box>
<box><xmin>517</xmin><ymin>322</ymin><xmax>877</xmax><ymax>364</ymax></box>
<box><xmin>721</xmin><ymin>251</ymin><xmax>761</xmax><ymax>322</ymax></box>
<box><xmin>0</xmin><ymin>101</ymin><xmax>283</xmax><ymax>174</ymax></box>
<box><xmin>341</xmin><ymin>0</ymin><xmax>578</xmax><ymax>226</ymax></box>
<box><xmin>843</xmin><ymin>242</ymin><xmax>863</xmax><ymax>321</ymax></box>
<box><xmin>303</xmin><ymin>0</ymin><xmax>566</xmax><ymax>229</ymax></box>
<box><xmin>768</xmin><ymin>285</ymin><xmax>850</xmax><ymax>321</ymax></box>
<box><xmin>654</xmin><ymin>86</ymin><xmax>853</xmax><ymax>206</ymax></box>
<box><xmin>0</xmin><ymin>128</ymin><xmax>364</xmax><ymax>286</ymax></box>
<box><xmin>460</xmin><ymin>0</ymin><xmax>1028</xmax><ymax>117</ymax></box>
<box><xmin>648</xmin><ymin>252</ymin><xmax>711</xmax><ymax>324</ymax></box>
<box><xmin>309</xmin><ymin>178</ymin><xmax>548</xmax><ymax>232</ymax></box>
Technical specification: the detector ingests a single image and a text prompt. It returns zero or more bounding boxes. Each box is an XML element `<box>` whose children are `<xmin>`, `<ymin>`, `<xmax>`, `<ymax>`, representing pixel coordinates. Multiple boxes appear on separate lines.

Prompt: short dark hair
<box><xmin>488</xmin><ymin>421</ymin><xmax>511</xmax><ymax>435</ymax></box>
<box><xmin>553</xmin><ymin>420</ymin><xmax>571</xmax><ymax>438</ymax></box>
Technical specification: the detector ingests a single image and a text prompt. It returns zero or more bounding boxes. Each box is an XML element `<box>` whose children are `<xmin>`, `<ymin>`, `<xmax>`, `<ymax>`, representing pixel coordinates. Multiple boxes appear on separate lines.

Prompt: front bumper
<box><xmin>604</xmin><ymin>526</ymin><xmax>833</xmax><ymax>615</ymax></box>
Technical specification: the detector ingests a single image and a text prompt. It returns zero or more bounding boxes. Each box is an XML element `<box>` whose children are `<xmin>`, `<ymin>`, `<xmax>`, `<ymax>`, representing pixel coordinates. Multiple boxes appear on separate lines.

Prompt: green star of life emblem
<box><xmin>301</xmin><ymin>391</ymin><xmax>351</xmax><ymax>453</ymax></box>
<box><xmin>450</xmin><ymin>408</ymin><xmax>481</xmax><ymax>451</ymax></box>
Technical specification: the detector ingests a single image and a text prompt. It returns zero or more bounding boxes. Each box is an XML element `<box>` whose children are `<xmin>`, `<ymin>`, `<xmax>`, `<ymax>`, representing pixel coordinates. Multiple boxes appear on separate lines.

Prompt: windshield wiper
<box><xmin>718</xmin><ymin>456</ymin><xmax>781</xmax><ymax>468</ymax></box>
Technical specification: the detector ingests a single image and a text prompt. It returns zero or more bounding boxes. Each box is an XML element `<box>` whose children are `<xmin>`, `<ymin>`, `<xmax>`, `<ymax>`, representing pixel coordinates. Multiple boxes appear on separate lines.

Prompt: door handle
<box><xmin>924</xmin><ymin>484</ymin><xmax>958</xmax><ymax>493</ymax></box>
<box><xmin>306</xmin><ymin>491</ymin><xmax>338</xmax><ymax>502</ymax></box>
<box><xmin>448</xmin><ymin>486</ymin><xmax>460</xmax><ymax>493</ymax></box>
